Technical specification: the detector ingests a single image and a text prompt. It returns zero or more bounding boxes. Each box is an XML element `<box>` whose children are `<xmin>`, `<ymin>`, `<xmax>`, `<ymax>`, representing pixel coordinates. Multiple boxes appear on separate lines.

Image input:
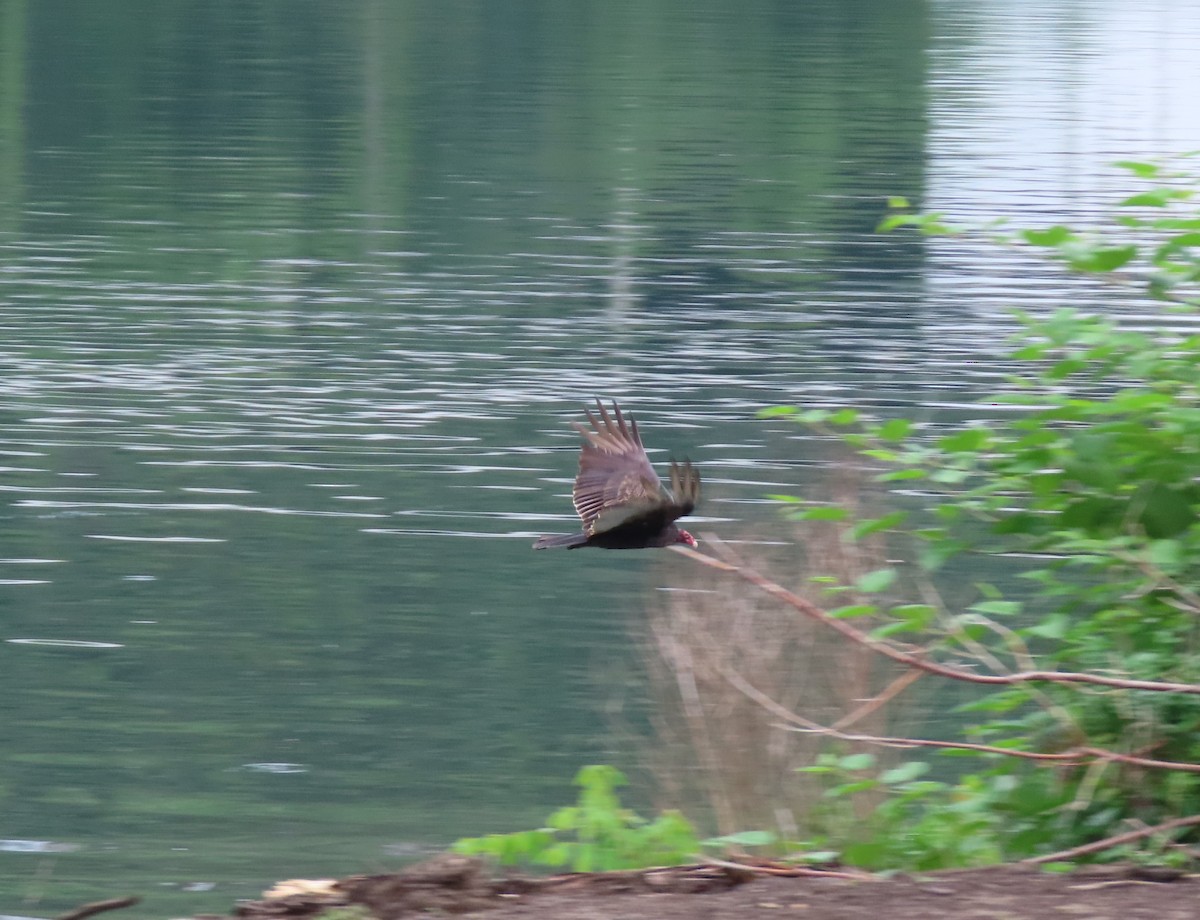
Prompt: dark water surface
<box><xmin>2</xmin><ymin>1</ymin><xmax>1198</xmax><ymax>916</ymax></box>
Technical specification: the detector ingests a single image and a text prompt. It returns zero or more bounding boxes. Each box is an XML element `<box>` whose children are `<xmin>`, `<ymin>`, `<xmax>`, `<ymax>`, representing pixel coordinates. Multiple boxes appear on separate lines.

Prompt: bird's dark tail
<box><xmin>533</xmin><ymin>532</ymin><xmax>589</xmax><ymax>550</ymax></box>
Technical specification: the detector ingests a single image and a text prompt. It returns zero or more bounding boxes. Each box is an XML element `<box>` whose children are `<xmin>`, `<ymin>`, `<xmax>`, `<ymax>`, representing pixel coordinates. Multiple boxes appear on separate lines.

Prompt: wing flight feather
<box><xmin>535</xmin><ymin>398</ymin><xmax>700</xmax><ymax>548</ymax></box>
<box><xmin>570</xmin><ymin>400</ymin><xmax>672</xmax><ymax>536</ymax></box>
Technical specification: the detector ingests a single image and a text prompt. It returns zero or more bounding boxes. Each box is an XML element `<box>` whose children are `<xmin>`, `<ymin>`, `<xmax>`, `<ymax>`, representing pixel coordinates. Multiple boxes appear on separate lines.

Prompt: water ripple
<box><xmin>6</xmin><ymin>638</ymin><xmax>123</xmax><ymax>648</ymax></box>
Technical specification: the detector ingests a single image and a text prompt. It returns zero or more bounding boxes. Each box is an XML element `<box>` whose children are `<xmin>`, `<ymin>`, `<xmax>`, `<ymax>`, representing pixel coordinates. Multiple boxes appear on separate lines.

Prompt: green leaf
<box><xmin>702</xmin><ymin>830</ymin><xmax>777</xmax><ymax>848</ymax></box>
<box><xmin>1048</xmin><ymin>357</ymin><xmax>1086</xmax><ymax>379</ymax></box>
<box><xmin>938</xmin><ymin>428</ymin><xmax>989</xmax><ymax>452</ymax></box>
<box><xmin>919</xmin><ymin>541</ymin><xmax>964</xmax><ymax>571</ymax></box>
<box><xmin>1148</xmin><ymin>539</ymin><xmax>1183</xmax><ymax>569</ymax></box>
<box><xmin>541</xmin><ymin>842</ymin><xmax>571</xmax><ymax>866</ymax></box>
<box><xmin>1115</xmin><ymin>160</ymin><xmax>1161</xmax><ymax>178</ymax></box>
<box><xmin>890</xmin><ymin>604</ymin><xmax>937</xmax><ymax>628</ymax></box>
<box><xmin>1156</xmin><ymin>231</ymin><xmax>1200</xmax><ymax>257</ymax></box>
<box><xmin>969</xmin><ymin>600</ymin><xmax>1022</xmax><ymax>617</ymax></box>
<box><xmin>870</xmin><ymin>620</ymin><xmax>918</xmax><ymax>639</ymax></box>
<box><xmin>1151</xmin><ymin>217</ymin><xmax>1200</xmax><ymax>231</ymax></box>
<box><xmin>838</xmin><ymin>753</ymin><xmax>877</xmax><ymax>771</ymax></box>
<box><xmin>828</xmin><ymin>603</ymin><xmax>878</xmax><ymax>619</ymax></box>
<box><xmin>1024</xmin><ymin>614</ymin><xmax>1069</xmax><ymax>640</ymax></box>
<box><xmin>861</xmin><ymin>448</ymin><xmax>900</xmax><ymax>462</ymax></box>
<box><xmin>841</xmin><ymin>841</ymin><xmax>887</xmax><ymax>866</ymax></box>
<box><xmin>958</xmin><ymin>689</ymin><xmax>1030</xmax><ymax>712</ymax></box>
<box><xmin>757</xmin><ymin>405</ymin><xmax>798</xmax><ymax>418</ymax></box>
<box><xmin>877</xmin><ymin>468</ymin><xmax>926</xmax><ymax>482</ymax></box>
<box><xmin>1110</xmin><ymin>389</ymin><xmax>1171</xmax><ymax>411</ymax></box>
<box><xmin>1021</xmin><ymin>225</ymin><xmax>1073</xmax><ymax>247</ymax></box>
<box><xmin>849</xmin><ymin>511</ymin><xmax>908</xmax><ymax>540</ymax></box>
<box><xmin>930</xmin><ymin>467</ymin><xmax>970</xmax><ymax>484</ymax></box>
<box><xmin>1074</xmin><ymin>244</ymin><xmax>1138</xmax><ymax>273</ymax></box>
<box><xmin>829</xmin><ymin>779</ymin><xmax>879</xmax><ymax>796</ymax></box>
<box><xmin>877</xmin><ymin>213</ymin><xmax>915</xmax><ymax>232</ymax></box>
<box><xmin>828</xmin><ymin>408</ymin><xmax>859</xmax><ymax>425</ymax></box>
<box><xmin>877</xmin><ymin>209</ymin><xmax>954</xmax><ymax>235</ymax></box>
<box><xmin>1039</xmin><ymin>861</ymin><xmax>1077</xmax><ymax>874</ymax></box>
<box><xmin>576</xmin><ymin>763</ymin><xmax>626</xmax><ymax>787</ymax></box>
<box><xmin>855</xmin><ymin>567</ymin><xmax>897</xmax><ymax>593</ymax></box>
<box><xmin>548</xmin><ymin>806</ymin><xmax>581</xmax><ymax>830</ymax></box>
<box><xmin>878</xmin><ymin>418</ymin><xmax>913</xmax><ymax>441</ymax></box>
<box><xmin>1119</xmin><ymin>190</ymin><xmax>1174</xmax><ymax>208</ymax></box>
<box><xmin>794</xmin><ymin>506</ymin><xmax>849</xmax><ymax>521</ymax></box>
<box><xmin>879</xmin><ymin>761</ymin><xmax>929</xmax><ymax>784</ymax></box>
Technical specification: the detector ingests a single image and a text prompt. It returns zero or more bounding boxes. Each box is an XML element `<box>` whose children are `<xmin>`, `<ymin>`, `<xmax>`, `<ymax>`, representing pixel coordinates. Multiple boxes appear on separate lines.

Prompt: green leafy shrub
<box><xmin>765</xmin><ymin>156</ymin><xmax>1200</xmax><ymax>864</ymax></box>
<box><xmin>452</xmin><ymin>765</ymin><xmax>700</xmax><ymax>871</ymax></box>
<box><xmin>797</xmin><ymin>754</ymin><xmax>1005</xmax><ymax>870</ymax></box>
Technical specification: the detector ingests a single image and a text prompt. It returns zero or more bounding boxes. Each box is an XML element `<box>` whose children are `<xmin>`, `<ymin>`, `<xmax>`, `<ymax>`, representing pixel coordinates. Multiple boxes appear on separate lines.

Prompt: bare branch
<box><xmin>717</xmin><ymin>660</ymin><xmax>1200</xmax><ymax>774</ymax></box>
<box><xmin>672</xmin><ymin>541</ymin><xmax>1200</xmax><ymax>696</ymax></box>
<box><xmin>56</xmin><ymin>898</ymin><xmax>140</xmax><ymax>920</ymax></box>
<box><xmin>1124</xmin><ymin>550</ymin><xmax>1200</xmax><ymax>616</ymax></box>
<box><xmin>696</xmin><ymin>854</ymin><xmax>876</xmax><ymax>881</ymax></box>
<box><xmin>830</xmin><ymin>668</ymin><xmax>924</xmax><ymax>732</ymax></box>
<box><xmin>1022</xmin><ymin>814</ymin><xmax>1200</xmax><ymax>864</ymax></box>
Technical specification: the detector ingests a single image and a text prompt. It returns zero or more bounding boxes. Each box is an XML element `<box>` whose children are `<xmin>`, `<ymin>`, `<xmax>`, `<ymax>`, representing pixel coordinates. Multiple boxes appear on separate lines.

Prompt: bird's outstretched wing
<box><xmin>571</xmin><ymin>400</ymin><xmax>697</xmax><ymax>536</ymax></box>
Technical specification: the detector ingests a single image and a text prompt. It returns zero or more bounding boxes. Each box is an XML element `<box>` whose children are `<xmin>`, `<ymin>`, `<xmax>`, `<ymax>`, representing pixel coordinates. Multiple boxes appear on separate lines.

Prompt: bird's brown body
<box><xmin>533</xmin><ymin>400</ymin><xmax>700</xmax><ymax>551</ymax></box>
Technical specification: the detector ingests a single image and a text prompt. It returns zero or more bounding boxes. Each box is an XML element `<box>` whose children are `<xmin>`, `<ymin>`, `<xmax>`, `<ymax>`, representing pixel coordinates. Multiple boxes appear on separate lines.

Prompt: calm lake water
<box><xmin>2</xmin><ymin>1</ymin><xmax>1199</xmax><ymax>916</ymax></box>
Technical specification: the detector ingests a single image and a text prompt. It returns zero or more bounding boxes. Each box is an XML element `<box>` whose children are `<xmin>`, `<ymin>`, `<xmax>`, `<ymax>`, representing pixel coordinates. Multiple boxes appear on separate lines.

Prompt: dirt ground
<box><xmin>208</xmin><ymin>854</ymin><xmax>1200</xmax><ymax>920</ymax></box>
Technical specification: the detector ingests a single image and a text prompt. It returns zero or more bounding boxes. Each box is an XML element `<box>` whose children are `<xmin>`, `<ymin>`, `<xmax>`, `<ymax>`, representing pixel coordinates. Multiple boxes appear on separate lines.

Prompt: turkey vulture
<box><xmin>533</xmin><ymin>399</ymin><xmax>700</xmax><ymax>550</ymax></box>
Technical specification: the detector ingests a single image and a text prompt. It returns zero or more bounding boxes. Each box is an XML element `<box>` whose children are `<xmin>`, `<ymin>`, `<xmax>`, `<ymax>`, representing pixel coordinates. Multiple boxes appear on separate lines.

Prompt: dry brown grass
<box><xmin>639</xmin><ymin>465</ymin><xmax>915</xmax><ymax>840</ymax></box>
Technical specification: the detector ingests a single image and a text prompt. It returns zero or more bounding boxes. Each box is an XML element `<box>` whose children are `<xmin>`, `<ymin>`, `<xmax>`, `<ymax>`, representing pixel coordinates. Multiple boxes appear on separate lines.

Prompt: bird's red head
<box><xmin>676</xmin><ymin>529</ymin><xmax>698</xmax><ymax>548</ymax></box>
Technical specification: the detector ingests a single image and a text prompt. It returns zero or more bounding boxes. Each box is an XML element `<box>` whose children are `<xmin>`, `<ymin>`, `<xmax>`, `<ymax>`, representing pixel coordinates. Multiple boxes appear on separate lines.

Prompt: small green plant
<box><xmin>452</xmin><ymin>765</ymin><xmax>700</xmax><ymax>871</ymax></box>
<box><xmin>797</xmin><ymin>753</ymin><xmax>1005</xmax><ymax>870</ymax></box>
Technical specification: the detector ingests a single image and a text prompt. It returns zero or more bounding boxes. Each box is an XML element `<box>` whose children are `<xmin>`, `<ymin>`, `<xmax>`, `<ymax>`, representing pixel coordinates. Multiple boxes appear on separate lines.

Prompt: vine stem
<box><xmin>672</xmin><ymin>540</ymin><xmax>1200</xmax><ymax>696</ymax></box>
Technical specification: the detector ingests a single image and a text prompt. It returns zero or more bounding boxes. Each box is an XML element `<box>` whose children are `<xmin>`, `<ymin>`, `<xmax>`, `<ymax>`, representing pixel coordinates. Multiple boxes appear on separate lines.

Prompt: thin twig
<box><xmin>672</xmin><ymin>541</ymin><xmax>1200</xmax><ymax>696</ymax></box>
<box><xmin>696</xmin><ymin>853</ymin><xmax>875</xmax><ymax>881</ymax></box>
<box><xmin>1125</xmin><ymin>551</ymin><xmax>1200</xmax><ymax>616</ymax></box>
<box><xmin>56</xmin><ymin>897</ymin><xmax>140</xmax><ymax>920</ymax></box>
<box><xmin>718</xmin><ymin>660</ymin><xmax>1200</xmax><ymax>774</ymax></box>
<box><xmin>651</xmin><ymin>616</ymin><xmax>738</xmax><ymax>835</ymax></box>
<box><xmin>1022</xmin><ymin>814</ymin><xmax>1200</xmax><ymax>864</ymax></box>
<box><xmin>718</xmin><ymin>664</ymin><xmax>1084</xmax><ymax>762</ymax></box>
<box><xmin>830</xmin><ymin>668</ymin><xmax>924</xmax><ymax>732</ymax></box>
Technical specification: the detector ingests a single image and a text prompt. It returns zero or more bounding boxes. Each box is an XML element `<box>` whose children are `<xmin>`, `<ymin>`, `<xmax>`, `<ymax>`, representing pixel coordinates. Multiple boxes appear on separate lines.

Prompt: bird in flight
<box><xmin>534</xmin><ymin>399</ymin><xmax>700</xmax><ymax>550</ymax></box>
